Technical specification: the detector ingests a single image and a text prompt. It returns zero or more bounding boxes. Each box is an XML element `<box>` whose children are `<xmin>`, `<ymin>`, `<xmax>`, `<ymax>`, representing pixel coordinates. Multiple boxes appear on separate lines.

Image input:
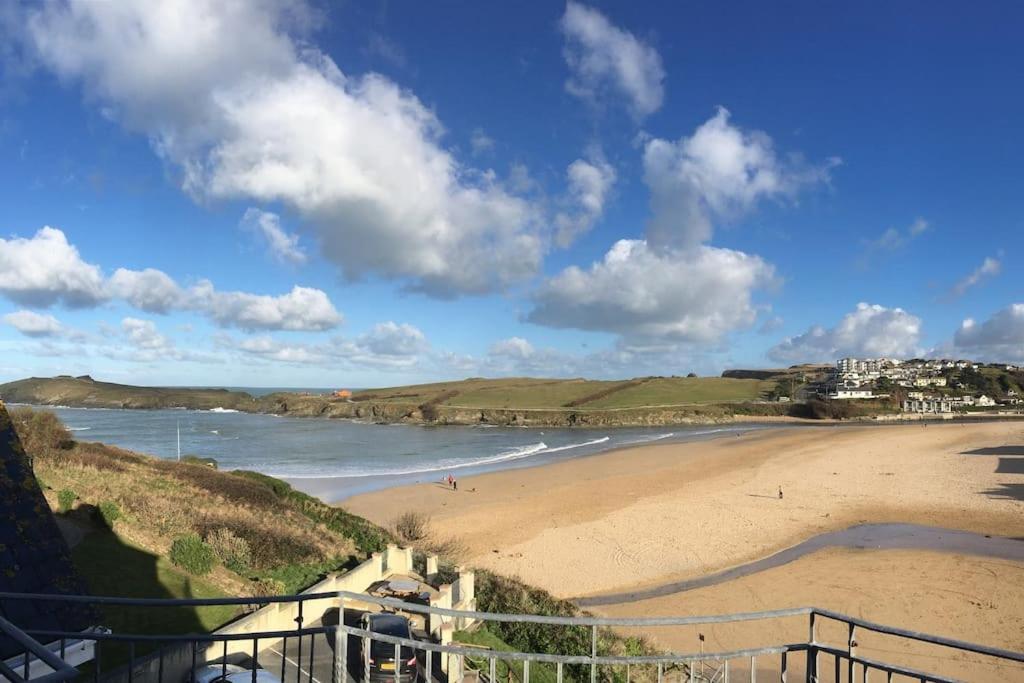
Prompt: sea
<box><xmin>36</xmin><ymin>394</ymin><xmax>777</xmax><ymax>501</ymax></box>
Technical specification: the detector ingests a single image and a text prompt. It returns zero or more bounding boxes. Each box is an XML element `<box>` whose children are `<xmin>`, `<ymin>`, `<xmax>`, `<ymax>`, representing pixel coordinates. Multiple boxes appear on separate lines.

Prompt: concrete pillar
<box><xmin>431</xmin><ymin>584</ymin><xmax>452</xmax><ymax>637</ymax></box>
<box><xmin>426</xmin><ymin>554</ymin><xmax>439</xmax><ymax>581</ymax></box>
<box><xmin>439</xmin><ymin>623</ymin><xmax>461</xmax><ymax>680</ymax></box>
<box><xmin>458</xmin><ymin>568</ymin><xmax>475</xmax><ymax>603</ymax></box>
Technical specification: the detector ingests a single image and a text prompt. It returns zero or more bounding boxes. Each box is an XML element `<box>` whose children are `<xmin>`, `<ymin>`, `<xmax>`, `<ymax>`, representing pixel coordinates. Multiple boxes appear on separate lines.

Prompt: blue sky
<box><xmin>0</xmin><ymin>1</ymin><xmax>1021</xmax><ymax>387</ymax></box>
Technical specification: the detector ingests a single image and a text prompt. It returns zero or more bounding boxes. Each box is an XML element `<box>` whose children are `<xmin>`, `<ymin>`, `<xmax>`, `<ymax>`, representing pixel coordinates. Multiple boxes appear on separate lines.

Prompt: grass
<box><xmin>16</xmin><ymin>406</ymin><xmax>391</xmax><ymax>603</ymax></box>
<box><xmin>353</xmin><ymin>376</ymin><xmax>773</xmax><ymax>411</ymax></box>
<box><xmin>72</xmin><ymin>528</ymin><xmax>239</xmax><ymax>667</ymax></box>
<box><xmin>454</xmin><ymin>627</ymin><xmax>558</xmax><ymax>683</ymax></box>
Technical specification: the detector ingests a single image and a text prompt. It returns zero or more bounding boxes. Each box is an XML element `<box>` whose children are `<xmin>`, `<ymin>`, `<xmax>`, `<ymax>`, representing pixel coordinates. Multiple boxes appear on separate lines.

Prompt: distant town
<box><xmin>810</xmin><ymin>357</ymin><xmax>1023</xmax><ymax>414</ymax></box>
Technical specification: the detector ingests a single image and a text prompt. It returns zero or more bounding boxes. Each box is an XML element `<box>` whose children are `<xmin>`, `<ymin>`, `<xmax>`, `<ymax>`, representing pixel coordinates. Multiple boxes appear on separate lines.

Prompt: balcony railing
<box><xmin>2</xmin><ymin>590</ymin><xmax>1022</xmax><ymax>683</ymax></box>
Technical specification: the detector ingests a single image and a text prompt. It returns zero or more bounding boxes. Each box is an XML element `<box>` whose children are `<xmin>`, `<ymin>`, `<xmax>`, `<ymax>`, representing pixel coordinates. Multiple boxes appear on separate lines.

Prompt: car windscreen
<box><xmin>369</xmin><ymin>618</ymin><xmax>413</xmax><ymax>659</ymax></box>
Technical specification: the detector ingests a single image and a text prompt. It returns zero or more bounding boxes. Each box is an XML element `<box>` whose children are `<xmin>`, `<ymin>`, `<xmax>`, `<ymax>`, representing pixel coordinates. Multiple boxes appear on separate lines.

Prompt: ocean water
<box><xmin>41</xmin><ymin>404</ymin><xmax>774</xmax><ymax>500</ymax></box>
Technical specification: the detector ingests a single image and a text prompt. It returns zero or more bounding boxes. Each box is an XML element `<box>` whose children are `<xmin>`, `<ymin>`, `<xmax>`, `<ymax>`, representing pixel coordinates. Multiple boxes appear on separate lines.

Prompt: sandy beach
<box><xmin>347</xmin><ymin>422</ymin><xmax>1024</xmax><ymax>595</ymax></box>
<box><xmin>345</xmin><ymin>421</ymin><xmax>1024</xmax><ymax>668</ymax></box>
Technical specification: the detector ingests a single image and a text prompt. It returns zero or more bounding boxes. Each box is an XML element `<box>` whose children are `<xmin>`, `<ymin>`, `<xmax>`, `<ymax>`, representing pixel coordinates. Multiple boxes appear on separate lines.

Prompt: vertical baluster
<box><xmin>750</xmin><ymin>655</ymin><xmax>756</xmax><ymax>683</ymax></box>
<box><xmin>524</xmin><ymin>659</ymin><xmax>530</xmax><ymax>683</ymax></box>
<box><xmin>334</xmin><ymin>601</ymin><xmax>346</xmax><ymax>683</ymax></box>
<box><xmin>557</xmin><ymin>661</ymin><xmax>563</xmax><ymax>683</ymax></box>
<box><xmin>780</xmin><ymin>652</ymin><xmax>786</xmax><ymax>683</ymax></box>
<box><xmin>252</xmin><ymin>638</ymin><xmax>259</xmax><ymax>683</ymax></box>
<box><xmin>128</xmin><ymin>642</ymin><xmax>135</xmax><ymax>683</ymax></box>
<box><xmin>591</xmin><ymin>625</ymin><xmax>598</xmax><ymax>683</ymax></box>
<box><xmin>281</xmin><ymin>637</ymin><xmax>288</xmax><ymax>683</ymax></box>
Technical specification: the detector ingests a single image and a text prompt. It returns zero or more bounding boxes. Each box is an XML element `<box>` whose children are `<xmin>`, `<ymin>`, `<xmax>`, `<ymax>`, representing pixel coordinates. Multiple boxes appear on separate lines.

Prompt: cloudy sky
<box><xmin>0</xmin><ymin>1</ymin><xmax>1021</xmax><ymax>387</ymax></box>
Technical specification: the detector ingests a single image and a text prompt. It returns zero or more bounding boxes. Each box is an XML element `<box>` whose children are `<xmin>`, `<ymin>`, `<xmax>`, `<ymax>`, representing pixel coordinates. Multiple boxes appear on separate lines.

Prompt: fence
<box><xmin>2</xmin><ymin>590</ymin><xmax>1022</xmax><ymax>683</ymax></box>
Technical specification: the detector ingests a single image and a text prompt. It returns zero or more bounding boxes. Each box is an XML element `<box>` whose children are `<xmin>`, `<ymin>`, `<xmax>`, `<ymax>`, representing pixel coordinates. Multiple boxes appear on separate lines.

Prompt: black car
<box><xmin>360</xmin><ymin>613</ymin><xmax>420</xmax><ymax>682</ymax></box>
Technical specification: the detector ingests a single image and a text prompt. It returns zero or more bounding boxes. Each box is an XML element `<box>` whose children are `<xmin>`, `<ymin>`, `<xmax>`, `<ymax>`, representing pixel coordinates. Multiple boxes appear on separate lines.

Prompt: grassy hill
<box><xmin>351</xmin><ymin>375</ymin><xmax>775</xmax><ymax>409</ymax></box>
<box><xmin>0</xmin><ymin>375</ymin><xmax>259</xmax><ymax>410</ymax></box>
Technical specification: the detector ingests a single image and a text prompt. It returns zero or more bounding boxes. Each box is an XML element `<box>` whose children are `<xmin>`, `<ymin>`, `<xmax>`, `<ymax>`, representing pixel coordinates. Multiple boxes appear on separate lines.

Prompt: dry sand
<box><xmin>344</xmin><ymin>421</ymin><xmax>1024</xmax><ymax>675</ymax></box>
<box><xmin>347</xmin><ymin>422</ymin><xmax>1024</xmax><ymax>597</ymax></box>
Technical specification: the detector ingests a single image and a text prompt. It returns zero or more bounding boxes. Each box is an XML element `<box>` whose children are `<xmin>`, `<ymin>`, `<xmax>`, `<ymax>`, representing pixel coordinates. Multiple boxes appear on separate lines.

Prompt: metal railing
<box><xmin>2</xmin><ymin>590</ymin><xmax>1022</xmax><ymax>683</ymax></box>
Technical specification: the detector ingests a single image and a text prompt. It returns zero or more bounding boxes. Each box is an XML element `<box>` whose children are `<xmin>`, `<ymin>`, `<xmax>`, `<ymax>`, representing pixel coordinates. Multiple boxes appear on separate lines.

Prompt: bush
<box><xmin>170</xmin><ymin>534</ymin><xmax>215</xmax><ymax>575</ymax></box>
<box><xmin>392</xmin><ymin>511</ymin><xmax>430</xmax><ymax>543</ymax></box>
<box><xmin>58</xmin><ymin>488</ymin><xmax>76</xmax><ymax>513</ymax></box>
<box><xmin>98</xmin><ymin>501</ymin><xmax>121</xmax><ymax>528</ymax></box>
<box><xmin>193</xmin><ymin>516</ymin><xmax>320</xmax><ymax>570</ymax></box>
<box><xmin>207</xmin><ymin>528</ymin><xmax>253</xmax><ymax>572</ymax></box>
<box><xmin>10</xmin><ymin>407</ymin><xmax>74</xmax><ymax>466</ymax></box>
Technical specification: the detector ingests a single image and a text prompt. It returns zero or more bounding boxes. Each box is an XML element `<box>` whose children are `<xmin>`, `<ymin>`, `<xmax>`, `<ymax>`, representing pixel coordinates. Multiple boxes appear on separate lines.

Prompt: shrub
<box><xmin>98</xmin><ymin>501</ymin><xmax>121</xmax><ymax>528</ymax></box>
<box><xmin>392</xmin><ymin>511</ymin><xmax>430</xmax><ymax>543</ymax></box>
<box><xmin>182</xmin><ymin>455</ymin><xmax>218</xmax><ymax>469</ymax></box>
<box><xmin>207</xmin><ymin>528</ymin><xmax>253</xmax><ymax>572</ymax></box>
<box><xmin>58</xmin><ymin>488</ymin><xmax>76</xmax><ymax>513</ymax></box>
<box><xmin>193</xmin><ymin>517</ymin><xmax>320</xmax><ymax>569</ymax></box>
<box><xmin>170</xmin><ymin>534</ymin><xmax>215</xmax><ymax>575</ymax></box>
<box><xmin>251</xmin><ymin>577</ymin><xmax>285</xmax><ymax>598</ymax></box>
<box><xmin>10</xmin><ymin>407</ymin><xmax>74</xmax><ymax>466</ymax></box>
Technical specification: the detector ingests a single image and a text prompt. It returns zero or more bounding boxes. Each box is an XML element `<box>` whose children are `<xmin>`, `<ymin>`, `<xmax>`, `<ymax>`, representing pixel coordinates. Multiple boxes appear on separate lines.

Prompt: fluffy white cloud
<box><xmin>108</xmin><ymin>267</ymin><xmax>185</xmax><ymax>313</ymax></box>
<box><xmin>0</xmin><ymin>227</ymin><xmax>106</xmax><ymax>307</ymax></box>
<box><xmin>240</xmin><ymin>208</ymin><xmax>306</xmax><ymax>264</ymax></box>
<box><xmin>953</xmin><ymin>304</ymin><xmax>1024</xmax><ymax>363</ymax></box>
<box><xmin>555</xmin><ymin>154</ymin><xmax>617</xmax><ymax>247</ymax></box>
<box><xmin>26</xmin><ymin>0</ymin><xmax>544</xmax><ymax>296</ymax></box>
<box><xmin>951</xmin><ymin>256</ymin><xmax>1001</xmax><ymax>298</ymax></box>
<box><xmin>191</xmin><ymin>282</ymin><xmax>341</xmax><ymax>332</ymax></box>
<box><xmin>560</xmin><ymin>1</ymin><xmax>665</xmax><ymax>118</ymax></box>
<box><xmin>122</xmin><ymin>317</ymin><xmax>171</xmax><ymax>350</ymax></box>
<box><xmin>4</xmin><ymin>310</ymin><xmax>63</xmax><ymax>337</ymax></box>
<box><xmin>768</xmin><ymin>303</ymin><xmax>922</xmax><ymax>363</ymax></box>
<box><xmin>356</xmin><ymin>322</ymin><xmax>428</xmax><ymax>357</ymax></box>
<box><xmin>489</xmin><ymin>337</ymin><xmax>535</xmax><ymax>360</ymax></box>
<box><xmin>643</xmin><ymin>108</ymin><xmax>838</xmax><ymax>248</ymax></box>
<box><xmin>0</xmin><ymin>227</ymin><xmax>341</xmax><ymax>332</ymax></box>
<box><xmin>528</xmin><ymin>240</ymin><xmax>776</xmax><ymax>343</ymax></box>
<box><xmin>226</xmin><ymin>321</ymin><xmax>428</xmax><ymax>368</ymax></box>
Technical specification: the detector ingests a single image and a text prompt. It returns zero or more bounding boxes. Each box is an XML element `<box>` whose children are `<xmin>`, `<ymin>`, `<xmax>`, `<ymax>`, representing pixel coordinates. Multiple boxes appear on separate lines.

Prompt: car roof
<box><xmin>223</xmin><ymin>671</ymin><xmax>281</xmax><ymax>683</ymax></box>
<box><xmin>366</xmin><ymin>613</ymin><xmax>411</xmax><ymax>635</ymax></box>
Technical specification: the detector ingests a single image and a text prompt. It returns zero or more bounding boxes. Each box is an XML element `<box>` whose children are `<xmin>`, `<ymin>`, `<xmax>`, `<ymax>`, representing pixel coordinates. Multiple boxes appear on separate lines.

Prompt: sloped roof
<box><xmin>0</xmin><ymin>403</ymin><xmax>96</xmax><ymax>657</ymax></box>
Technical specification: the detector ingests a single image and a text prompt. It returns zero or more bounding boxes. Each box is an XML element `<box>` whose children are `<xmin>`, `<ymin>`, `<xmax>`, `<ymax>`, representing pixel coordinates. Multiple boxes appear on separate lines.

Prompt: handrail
<box><xmin>0</xmin><ymin>615</ymin><xmax>81</xmax><ymax>683</ymax></box>
<box><xmin>0</xmin><ymin>590</ymin><xmax>810</xmax><ymax>627</ymax></box>
<box><xmin>813</xmin><ymin>607</ymin><xmax>1024</xmax><ymax>664</ymax></box>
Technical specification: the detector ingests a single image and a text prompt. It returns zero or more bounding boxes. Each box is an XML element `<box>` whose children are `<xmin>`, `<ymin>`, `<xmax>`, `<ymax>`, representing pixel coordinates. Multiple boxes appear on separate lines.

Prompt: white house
<box><xmin>829</xmin><ymin>388</ymin><xmax>875</xmax><ymax>400</ymax></box>
<box><xmin>976</xmin><ymin>395</ymin><xmax>996</xmax><ymax>407</ymax></box>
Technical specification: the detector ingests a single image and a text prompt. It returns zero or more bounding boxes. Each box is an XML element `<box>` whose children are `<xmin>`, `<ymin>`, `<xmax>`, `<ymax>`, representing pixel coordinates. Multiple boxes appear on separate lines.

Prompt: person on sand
<box><xmin>778</xmin><ymin>485</ymin><xmax>784</xmax><ymax>500</ymax></box>
<box><xmin>453</xmin><ymin>478</ymin><xmax>458</xmax><ymax>491</ymax></box>
<box><xmin>447</xmin><ymin>473</ymin><xmax>453</xmax><ymax>489</ymax></box>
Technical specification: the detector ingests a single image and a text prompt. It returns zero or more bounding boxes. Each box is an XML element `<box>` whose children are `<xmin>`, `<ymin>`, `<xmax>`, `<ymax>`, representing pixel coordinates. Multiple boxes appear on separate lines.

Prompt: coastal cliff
<box><xmin>0</xmin><ymin>375</ymin><xmax>836</xmax><ymax>427</ymax></box>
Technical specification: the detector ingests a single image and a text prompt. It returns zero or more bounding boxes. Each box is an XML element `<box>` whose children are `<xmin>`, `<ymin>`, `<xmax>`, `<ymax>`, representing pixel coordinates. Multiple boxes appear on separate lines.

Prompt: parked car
<box><xmin>190</xmin><ymin>663</ymin><xmax>281</xmax><ymax>683</ymax></box>
<box><xmin>360</xmin><ymin>613</ymin><xmax>420</xmax><ymax>682</ymax></box>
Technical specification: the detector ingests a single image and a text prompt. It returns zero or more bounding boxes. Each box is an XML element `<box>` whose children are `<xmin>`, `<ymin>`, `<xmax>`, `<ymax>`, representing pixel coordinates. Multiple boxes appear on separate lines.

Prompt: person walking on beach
<box><xmin>453</xmin><ymin>478</ymin><xmax>458</xmax><ymax>491</ymax></box>
<box><xmin>778</xmin><ymin>485</ymin><xmax>784</xmax><ymax>500</ymax></box>
<box><xmin>447</xmin><ymin>473</ymin><xmax>453</xmax><ymax>489</ymax></box>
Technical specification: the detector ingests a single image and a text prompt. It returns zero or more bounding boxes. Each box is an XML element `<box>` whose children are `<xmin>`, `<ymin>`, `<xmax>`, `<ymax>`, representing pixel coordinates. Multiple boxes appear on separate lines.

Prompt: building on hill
<box><xmin>0</xmin><ymin>403</ymin><xmax>100</xmax><ymax>670</ymax></box>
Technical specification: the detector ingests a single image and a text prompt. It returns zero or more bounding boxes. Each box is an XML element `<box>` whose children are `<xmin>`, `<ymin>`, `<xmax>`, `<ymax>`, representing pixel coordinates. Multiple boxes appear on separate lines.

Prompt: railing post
<box><xmin>780</xmin><ymin>651</ymin><xmax>786</xmax><ymax>683</ymax></box>
<box><xmin>591</xmin><ymin>625</ymin><xmax>598</xmax><ymax>683</ymax></box>
<box><xmin>848</xmin><ymin>623</ymin><xmax>857</xmax><ymax>683</ymax></box>
<box><xmin>807</xmin><ymin>612</ymin><xmax>817</xmax><ymax>683</ymax></box>
<box><xmin>750</xmin><ymin>655</ymin><xmax>756</xmax><ymax>683</ymax></box>
<box><xmin>334</xmin><ymin>599</ymin><xmax>346</xmax><ymax>683</ymax></box>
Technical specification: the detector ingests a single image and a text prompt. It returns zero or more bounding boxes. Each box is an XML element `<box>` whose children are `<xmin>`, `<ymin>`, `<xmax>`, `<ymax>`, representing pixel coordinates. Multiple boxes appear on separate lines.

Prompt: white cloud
<box><xmin>861</xmin><ymin>217</ymin><xmax>929</xmax><ymax>255</ymax></box>
<box><xmin>951</xmin><ymin>256</ymin><xmax>1001</xmax><ymax>298</ymax></box>
<box><xmin>555</xmin><ymin>153</ymin><xmax>617</xmax><ymax>247</ymax></box>
<box><xmin>470</xmin><ymin>128</ymin><xmax>495</xmax><ymax>156</ymax></box>
<box><xmin>643</xmin><ymin>107</ymin><xmax>838</xmax><ymax>248</ymax></box>
<box><xmin>528</xmin><ymin>239</ymin><xmax>776</xmax><ymax>344</ymax></box>
<box><xmin>0</xmin><ymin>226</ymin><xmax>106</xmax><ymax>307</ymax></box>
<box><xmin>191</xmin><ymin>282</ymin><xmax>341</xmax><ymax>332</ymax></box>
<box><xmin>489</xmin><ymin>337</ymin><xmax>535</xmax><ymax>360</ymax></box>
<box><xmin>0</xmin><ymin>226</ymin><xmax>340</xmax><ymax>332</ymax></box>
<box><xmin>356</xmin><ymin>322</ymin><xmax>428</xmax><ymax>358</ymax></box>
<box><xmin>26</xmin><ymin>0</ymin><xmax>544</xmax><ymax>296</ymax></box>
<box><xmin>226</xmin><ymin>321</ymin><xmax>429</xmax><ymax>369</ymax></box>
<box><xmin>560</xmin><ymin>1</ymin><xmax>665</xmax><ymax>118</ymax></box>
<box><xmin>240</xmin><ymin>208</ymin><xmax>306</xmax><ymax>264</ymax></box>
<box><xmin>953</xmin><ymin>304</ymin><xmax>1024</xmax><ymax>363</ymax></box>
<box><xmin>122</xmin><ymin>317</ymin><xmax>171</xmax><ymax>350</ymax></box>
<box><xmin>4</xmin><ymin>310</ymin><xmax>63</xmax><ymax>337</ymax></box>
<box><xmin>768</xmin><ymin>303</ymin><xmax>922</xmax><ymax>363</ymax></box>
<box><xmin>108</xmin><ymin>267</ymin><xmax>185</xmax><ymax>313</ymax></box>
